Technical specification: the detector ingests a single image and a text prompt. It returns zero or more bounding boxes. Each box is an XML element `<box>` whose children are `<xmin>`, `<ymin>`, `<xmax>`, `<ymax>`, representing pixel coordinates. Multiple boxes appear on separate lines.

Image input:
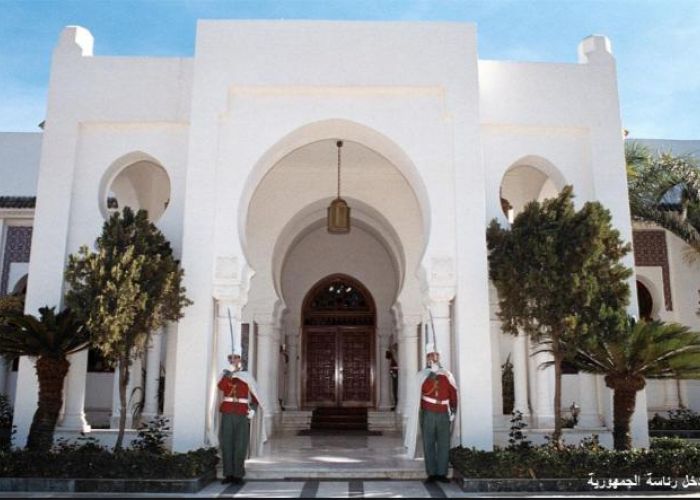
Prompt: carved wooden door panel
<box><xmin>304</xmin><ymin>326</ymin><xmax>374</xmax><ymax>407</ymax></box>
<box><xmin>339</xmin><ymin>328</ymin><xmax>373</xmax><ymax>405</ymax></box>
<box><xmin>304</xmin><ymin>329</ymin><xmax>338</xmax><ymax>405</ymax></box>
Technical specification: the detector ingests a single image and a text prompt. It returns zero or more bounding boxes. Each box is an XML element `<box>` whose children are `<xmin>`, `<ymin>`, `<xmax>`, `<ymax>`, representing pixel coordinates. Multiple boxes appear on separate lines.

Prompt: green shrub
<box><xmin>450</xmin><ymin>444</ymin><xmax>700</xmax><ymax>479</ymax></box>
<box><xmin>0</xmin><ymin>295</ymin><xmax>24</xmax><ymax>320</ymax></box>
<box><xmin>507</xmin><ymin>411</ymin><xmax>532</xmax><ymax>451</ymax></box>
<box><xmin>131</xmin><ymin>416</ymin><xmax>170</xmax><ymax>455</ymax></box>
<box><xmin>649</xmin><ymin>436</ymin><xmax>697</xmax><ymax>450</ymax></box>
<box><xmin>0</xmin><ymin>394</ymin><xmax>12</xmax><ymax>428</ymax></box>
<box><xmin>649</xmin><ymin>408</ymin><xmax>700</xmax><ymax>430</ymax></box>
<box><xmin>0</xmin><ymin>437</ymin><xmax>218</xmax><ymax>479</ymax></box>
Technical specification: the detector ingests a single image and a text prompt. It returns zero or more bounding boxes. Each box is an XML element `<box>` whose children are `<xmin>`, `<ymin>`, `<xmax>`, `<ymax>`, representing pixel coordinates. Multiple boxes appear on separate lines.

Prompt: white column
<box><xmin>110</xmin><ymin>356</ymin><xmax>141</xmax><ymax>429</ymax></box>
<box><xmin>399</xmin><ymin>315</ymin><xmax>421</xmax><ymax>424</ymax></box>
<box><xmin>577</xmin><ymin>373</ymin><xmax>601</xmax><ymax>427</ymax></box>
<box><xmin>429</xmin><ymin>301</ymin><xmax>452</xmax><ymax>371</ymax></box>
<box><xmin>664</xmin><ymin>379</ymin><xmax>679</xmax><ymax>409</ymax></box>
<box><xmin>59</xmin><ymin>350</ymin><xmax>90</xmax><ymax>432</ymax></box>
<box><xmin>378</xmin><ymin>333</ymin><xmax>392</xmax><ymax>410</ymax></box>
<box><xmin>512</xmin><ymin>334</ymin><xmax>530</xmax><ymax>418</ymax></box>
<box><xmin>272</xmin><ymin>324</ymin><xmax>283</xmax><ymax>413</ymax></box>
<box><xmin>532</xmin><ymin>340</ymin><xmax>555</xmax><ymax>428</ymax></box>
<box><xmin>286</xmin><ymin>332</ymin><xmax>300</xmax><ymax>410</ymax></box>
<box><xmin>255</xmin><ymin>317</ymin><xmax>280</xmax><ymax>435</ymax></box>
<box><xmin>396</xmin><ymin>326</ymin><xmax>407</xmax><ymax>418</ymax></box>
<box><xmin>162</xmin><ymin>322</ymin><xmax>177</xmax><ymax>423</ymax></box>
<box><xmin>141</xmin><ymin>328</ymin><xmax>164</xmax><ymax>422</ymax></box>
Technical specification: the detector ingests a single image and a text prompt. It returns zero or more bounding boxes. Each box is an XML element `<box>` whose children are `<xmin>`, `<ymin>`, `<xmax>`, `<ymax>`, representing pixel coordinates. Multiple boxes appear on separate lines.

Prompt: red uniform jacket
<box><xmin>420</xmin><ymin>373</ymin><xmax>458</xmax><ymax>414</ymax></box>
<box><xmin>218</xmin><ymin>375</ymin><xmax>259</xmax><ymax>416</ymax></box>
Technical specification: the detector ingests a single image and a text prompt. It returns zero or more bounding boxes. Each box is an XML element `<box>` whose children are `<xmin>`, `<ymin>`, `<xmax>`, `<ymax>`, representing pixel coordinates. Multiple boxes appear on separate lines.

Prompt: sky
<box><xmin>1</xmin><ymin>0</ymin><xmax>699</xmax><ymax>139</ymax></box>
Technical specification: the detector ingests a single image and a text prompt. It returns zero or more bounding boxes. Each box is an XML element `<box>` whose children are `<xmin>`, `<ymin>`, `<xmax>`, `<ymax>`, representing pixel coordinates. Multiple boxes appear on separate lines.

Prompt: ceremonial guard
<box><xmin>404</xmin><ymin>344</ymin><xmax>458</xmax><ymax>483</ymax></box>
<box><xmin>217</xmin><ymin>352</ymin><xmax>265</xmax><ymax>485</ymax></box>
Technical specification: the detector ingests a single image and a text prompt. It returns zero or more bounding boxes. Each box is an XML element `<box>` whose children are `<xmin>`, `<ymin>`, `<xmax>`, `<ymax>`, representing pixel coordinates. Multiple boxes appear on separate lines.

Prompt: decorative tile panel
<box><xmin>633</xmin><ymin>230</ymin><xmax>672</xmax><ymax>310</ymax></box>
<box><xmin>1</xmin><ymin>226</ymin><xmax>32</xmax><ymax>295</ymax></box>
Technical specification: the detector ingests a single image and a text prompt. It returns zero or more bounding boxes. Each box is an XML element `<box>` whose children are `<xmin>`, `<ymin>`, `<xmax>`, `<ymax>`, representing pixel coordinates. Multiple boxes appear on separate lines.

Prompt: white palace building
<box><xmin>2</xmin><ymin>20</ymin><xmax>700</xmax><ymax>452</ymax></box>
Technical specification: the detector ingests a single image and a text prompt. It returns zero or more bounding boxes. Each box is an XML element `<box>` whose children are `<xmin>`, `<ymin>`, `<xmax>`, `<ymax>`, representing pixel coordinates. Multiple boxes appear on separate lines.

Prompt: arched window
<box><xmin>104</xmin><ymin>160</ymin><xmax>171</xmax><ymax>222</ymax></box>
<box><xmin>303</xmin><ymin>275</ymin><xmax>375</xmax><ymax>326</ymax></box>
<box><xmin>500</xmin><ymin>159</ymin><xmax>564</xmax><ymax>222</ymax></box>
<box><xmin>637</xmin><ymin>280</ymin><xmax>654</xmax><ymax>321</ymax></box>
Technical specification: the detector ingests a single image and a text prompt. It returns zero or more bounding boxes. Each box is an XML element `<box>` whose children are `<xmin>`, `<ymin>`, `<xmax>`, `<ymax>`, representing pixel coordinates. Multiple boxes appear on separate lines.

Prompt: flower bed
<box><xmin>0</xmin><ymin>440</ymin><xmax>218</xmax><ymax>493</ymax></box>
<box><xmin>449</xmin><ymin>438</ymin><xmax>700</xmax><ymax>492</ymax></box>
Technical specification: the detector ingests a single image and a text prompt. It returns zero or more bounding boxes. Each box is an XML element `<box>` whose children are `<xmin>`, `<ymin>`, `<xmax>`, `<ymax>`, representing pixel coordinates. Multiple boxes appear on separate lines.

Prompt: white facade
<box><xmin>2</xmin><ymin>20</ymin><xmax>681</xmax><ymax>452</ymax></box>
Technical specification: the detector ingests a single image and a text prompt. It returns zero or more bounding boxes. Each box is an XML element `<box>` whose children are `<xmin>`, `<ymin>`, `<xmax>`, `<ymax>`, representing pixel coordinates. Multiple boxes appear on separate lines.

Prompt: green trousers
<box><xmin>420</xmin><ymin>409</ymin><xmax>450</xmax><ymax>476</ymax></box>
<box><xmin>220</xmin><ymin>413</ymin><xmax>250</xmax><ymax>478</ymax></box>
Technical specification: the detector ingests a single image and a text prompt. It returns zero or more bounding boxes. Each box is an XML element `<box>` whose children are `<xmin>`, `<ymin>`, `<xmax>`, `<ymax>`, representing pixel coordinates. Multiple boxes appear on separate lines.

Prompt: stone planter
<box><xmin>0</xmin><ymin>471</ymin><xmax>215</xmax><ymax>493</ymax></box>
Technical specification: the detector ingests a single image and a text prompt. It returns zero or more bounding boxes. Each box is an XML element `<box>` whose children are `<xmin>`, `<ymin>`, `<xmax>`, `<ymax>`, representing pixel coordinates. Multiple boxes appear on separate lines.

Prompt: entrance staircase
<box><xmin>310</xmin><ymin>407</ymin><xmax>368</xmax><ymax>431</ymax></box>
<box><xmin>247</xmin><ymin>410</ymin><xmax>421</xmax><ymax>479</ymax></box>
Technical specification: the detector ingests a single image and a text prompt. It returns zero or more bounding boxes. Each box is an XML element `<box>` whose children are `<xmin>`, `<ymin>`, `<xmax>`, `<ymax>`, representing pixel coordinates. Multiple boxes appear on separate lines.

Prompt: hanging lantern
<box><xmin>327</xmin><ymin>140</ymin><xmax>351</xmax><ymax>234</ymax></box>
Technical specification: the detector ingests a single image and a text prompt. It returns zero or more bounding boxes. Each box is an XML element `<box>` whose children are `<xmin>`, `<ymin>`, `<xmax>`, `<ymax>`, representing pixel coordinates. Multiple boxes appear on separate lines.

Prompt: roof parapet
<box><xmin>577</xmin><ymin>34</ymin><xmax>613</xmax><ymax>65</ymax></box>
<box><xmin>55</xmin><ymin>25</ymin><xmax>94</xmax><ymax>57</ymax></box>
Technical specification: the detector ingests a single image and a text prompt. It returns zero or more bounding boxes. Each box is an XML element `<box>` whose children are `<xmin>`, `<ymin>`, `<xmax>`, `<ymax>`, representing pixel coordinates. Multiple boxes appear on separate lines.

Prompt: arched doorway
<box><xmin>302</xmin><ymin>274</ymin><xmax>376</xmax><ymax>408</ymax></box>
<box><xmin>636</xmin><ymin>280</ymin><xmax>654</xmax><ymax>321</ymax></box>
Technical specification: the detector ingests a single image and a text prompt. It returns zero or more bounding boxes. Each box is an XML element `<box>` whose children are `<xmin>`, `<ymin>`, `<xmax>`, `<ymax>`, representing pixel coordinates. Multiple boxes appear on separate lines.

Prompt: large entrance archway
<box><xmin>302</xmin><ymin>274</ymin><xmax>376</xmax><ymax>408</ymax></box>
<box><xmin>240</xmin><ymin>124</ymin><xmax>429</xmax><ymax>425</ymax></box>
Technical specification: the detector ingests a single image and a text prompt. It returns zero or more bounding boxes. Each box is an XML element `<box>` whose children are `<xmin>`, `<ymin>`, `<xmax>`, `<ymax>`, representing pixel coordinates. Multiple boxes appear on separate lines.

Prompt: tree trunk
<box><xmin>551</xmin><ymin>334</ymin><xmax>563</xmax><ymax>447</ymax></box>
<box><xmin>26</xmin><ymin>356</ymin><xmax>70</xmax><ymax>452</ymax></box>
<box><xmin>114</xmin><ymin>355</ymin><xmax>130</xmax><ymax>451</ymax></box>
<box><xmin>611</xmin><ymin>386</ymin><xmax>637</xmax><ymax>450</ymax></box>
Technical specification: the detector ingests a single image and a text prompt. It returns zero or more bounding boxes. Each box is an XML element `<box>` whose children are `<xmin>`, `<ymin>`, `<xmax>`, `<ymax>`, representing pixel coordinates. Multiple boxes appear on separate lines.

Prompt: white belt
<box><xmin>223</xmin><ymin>397</ymin><xmax>249</xmax><ymax>404</ymax></box>
<box><xmin>422</xmin><ymin>396</ymin><xmax>449</xmax><ymax>405</ymax></box>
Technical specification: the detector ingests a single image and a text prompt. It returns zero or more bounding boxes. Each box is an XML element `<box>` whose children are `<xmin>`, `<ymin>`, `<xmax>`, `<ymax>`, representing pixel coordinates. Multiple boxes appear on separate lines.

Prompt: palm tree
<box><xmin>570</xmin><ymin>318</ymin><xmax>700</xmax><ymax>450</ymax></box>
<box><xmin>0</xmin><ymin>307</ymin><xmax>89</xmax><ymax>452</ymax></box>
<box><xmin>626</xmin><ymin>142</ymin><xmax>700</xmax><ymax>257</ymax></box>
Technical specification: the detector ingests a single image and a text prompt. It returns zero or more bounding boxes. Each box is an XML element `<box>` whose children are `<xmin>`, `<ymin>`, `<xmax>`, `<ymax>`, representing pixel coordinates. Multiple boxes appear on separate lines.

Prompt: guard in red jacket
<box><xmin>420</xmin><ymin>346</ymin><xmax>458</xmax><ymax>484</ymax></box>
<box><xmin>218</xmin><ymin>353</ymin><xmax>259</xmax><ymax>485</ymax></box>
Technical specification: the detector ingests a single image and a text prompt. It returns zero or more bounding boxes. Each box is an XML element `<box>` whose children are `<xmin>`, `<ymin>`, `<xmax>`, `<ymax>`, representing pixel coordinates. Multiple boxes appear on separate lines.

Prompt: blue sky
<box><xmin>1</xmin><ymin>0</ymin><xmax>698</xmax><ymax>139</ymax></box>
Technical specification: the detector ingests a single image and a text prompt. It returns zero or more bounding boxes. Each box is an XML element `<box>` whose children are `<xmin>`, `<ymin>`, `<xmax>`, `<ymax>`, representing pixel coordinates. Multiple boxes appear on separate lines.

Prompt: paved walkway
<box><xmin>2</xmin><ymin>482</ymin><xmax>699</xmax><ymax>498</ymax></box>
<box><xmin>246</xmin><ymin>431</ymin><xmax>425</xmax><ymax>479</ymax></box>
<box><xmin>216</xmin><ymin>479</ymin><xmax>461</xmax><ymax>498</ymax></box>
<box><xmin>2</xmin><ymin>432</ymin><xmax>699</xmax><ymax>497</ymax></box>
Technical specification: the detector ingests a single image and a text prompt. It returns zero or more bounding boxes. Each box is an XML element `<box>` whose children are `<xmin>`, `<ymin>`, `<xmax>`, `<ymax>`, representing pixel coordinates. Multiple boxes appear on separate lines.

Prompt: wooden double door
<box><xmin>303</xmin><ymin>326</ymin><xmax>375</xmax><ymax>408</ymax></box>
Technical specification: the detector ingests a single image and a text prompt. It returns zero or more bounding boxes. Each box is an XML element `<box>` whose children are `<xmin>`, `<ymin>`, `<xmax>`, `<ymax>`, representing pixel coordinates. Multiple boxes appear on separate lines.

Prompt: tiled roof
<box><xmin>0</xmin><ymin>197</ymin><xmax>118</xmax><ymax>210</ymax></box>
<box><xmin>0</xmin><ymin>196</ymin><xmax>35</xmax><ymax>209</ymax></box>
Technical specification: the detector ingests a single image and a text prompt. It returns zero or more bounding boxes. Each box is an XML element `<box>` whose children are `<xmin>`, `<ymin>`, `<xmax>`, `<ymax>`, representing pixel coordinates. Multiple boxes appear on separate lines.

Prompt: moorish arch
<box><xmin>240</xmin><ymin>124</ymin><xmax>430</xmax><ymax>418</ymax></box>
<box><xmin>238</xmin><ymin>119</ymin><xmax>431</xmax><ymax>265</ymax></box>
<box><xmin>98</xmin><ymin>150</ymin><xmax>172</xmax><ymax>223</ymax></box>
<box><xmin>499</xmin><ymin>155</ymin><xmax>566</xmax><ymax>221</ymax></box>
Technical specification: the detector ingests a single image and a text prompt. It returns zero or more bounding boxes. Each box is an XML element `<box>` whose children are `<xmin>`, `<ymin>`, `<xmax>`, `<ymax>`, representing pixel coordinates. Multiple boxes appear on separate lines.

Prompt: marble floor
<box><xmin>245</xmin><ymin>431</ymin><xmax>426</xmax><ymax>480</ymax></box>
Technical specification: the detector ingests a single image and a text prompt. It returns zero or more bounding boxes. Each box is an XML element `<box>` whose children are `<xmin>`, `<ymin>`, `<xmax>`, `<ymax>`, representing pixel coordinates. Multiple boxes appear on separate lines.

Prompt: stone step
<box><xmin>311</xmin><ymin>415</ymin><xmax>367</xmax><ymax>423</ymax></box>
<box><xmin>245</xmin><ymin>467</ymin><xmax>427</xmax><ymax>480</ymax></box>
<box><xmin>311</xmin><ymin>407</ymin><xmax>368</xmax><ymax>431</ymax></box>
<box><xmin>310</xmin><ymin>422</ymin><xmax>367</xmax><ymax>431</ymax></box>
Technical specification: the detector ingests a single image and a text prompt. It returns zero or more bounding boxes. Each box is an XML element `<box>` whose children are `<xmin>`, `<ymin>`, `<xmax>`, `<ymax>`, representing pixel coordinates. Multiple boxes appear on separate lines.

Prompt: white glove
<box><xmin>449</xmin><ymin>411</ymin><xmax>455</xmax><ymax>422</ymax></box>
<box><xmin>247</xmin><ymin>409</ymin><xmax>255</xmax><ymax>419</ymax></box>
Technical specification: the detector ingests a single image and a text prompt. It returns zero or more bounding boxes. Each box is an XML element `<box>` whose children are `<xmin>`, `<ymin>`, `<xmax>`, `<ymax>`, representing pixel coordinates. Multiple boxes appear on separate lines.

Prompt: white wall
<box><xmin>0</xmin><ymin>133</ymin><xmax>41</xmax><ymax>196</ymax></box>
